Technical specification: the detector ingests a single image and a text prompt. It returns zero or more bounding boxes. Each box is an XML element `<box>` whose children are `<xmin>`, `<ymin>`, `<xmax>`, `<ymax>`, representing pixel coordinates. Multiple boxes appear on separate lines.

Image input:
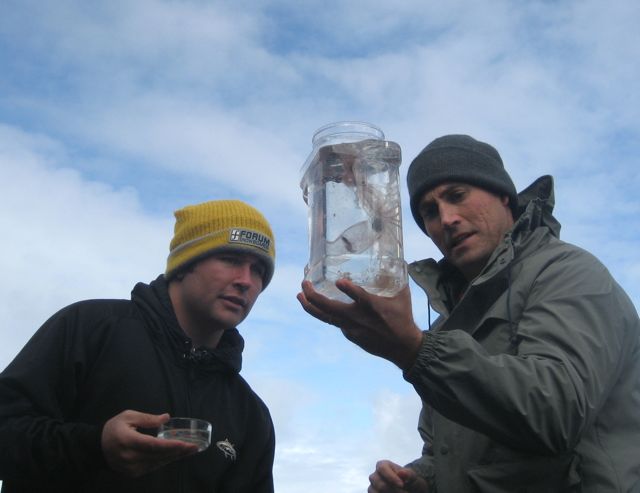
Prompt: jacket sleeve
<box><xmin>251</xmin><ymin>419</ymin><xmax>275</xmax><ymax>493</ymax></box>
<box><xmin>0</xmin><ymin>304</ymin><xmax>106</xmax><ymax>483</ymax></box>
<box><xmin>403</xmin><ymin>247</ymin><xmax>639</xmax><ymax>455</ymax></box>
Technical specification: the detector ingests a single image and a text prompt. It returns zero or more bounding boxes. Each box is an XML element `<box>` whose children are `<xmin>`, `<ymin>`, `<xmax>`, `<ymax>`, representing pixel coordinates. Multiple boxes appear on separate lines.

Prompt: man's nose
<box><xmin>439</xmin><ymin>204</ymin><xmax>460</xmax><ymax>227</ymax></box>
<box><xmin>233</xmin><ymin>264</ymin><xmax>255</xmax><ymax>290</ymax></box>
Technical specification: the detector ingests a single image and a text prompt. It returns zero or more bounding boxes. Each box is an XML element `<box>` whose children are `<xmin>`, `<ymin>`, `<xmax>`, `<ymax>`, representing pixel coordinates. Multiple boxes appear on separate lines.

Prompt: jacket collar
<box><xmin>132</xmin><ymin>275</ymin><xmax>244</xmax><ymax>374</ymax></box>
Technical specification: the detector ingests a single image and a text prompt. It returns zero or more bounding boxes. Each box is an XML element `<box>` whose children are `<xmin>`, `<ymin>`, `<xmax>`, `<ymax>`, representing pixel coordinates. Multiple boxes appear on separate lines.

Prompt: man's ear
<box><xmin>501</xmin><ymin>194</ymin><xmax>516</xmax><ymax>221</ymax></box>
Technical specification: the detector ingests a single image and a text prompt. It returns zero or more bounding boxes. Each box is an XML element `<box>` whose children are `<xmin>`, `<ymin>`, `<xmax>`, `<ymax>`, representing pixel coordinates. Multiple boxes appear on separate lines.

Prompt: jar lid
<box><xmin>311</xmin><ymin>121</ymin><xmax>384</xmax><ymax>148</ymax></box>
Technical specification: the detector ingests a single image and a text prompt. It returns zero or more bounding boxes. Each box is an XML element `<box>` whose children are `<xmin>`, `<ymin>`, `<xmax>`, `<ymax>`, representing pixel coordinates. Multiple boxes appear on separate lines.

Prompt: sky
<box><xmin>1</xmin><ymin>0</ymin><xmax>639</xmax><ymax>491</ymax></box>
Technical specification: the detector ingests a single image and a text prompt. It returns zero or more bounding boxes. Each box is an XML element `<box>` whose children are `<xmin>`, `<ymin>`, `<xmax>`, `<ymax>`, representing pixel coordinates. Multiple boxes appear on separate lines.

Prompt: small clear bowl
<box><xmin>157</xmin><ymin>417</ymin><xmax>212</xmax><ymax>452</ymax></box>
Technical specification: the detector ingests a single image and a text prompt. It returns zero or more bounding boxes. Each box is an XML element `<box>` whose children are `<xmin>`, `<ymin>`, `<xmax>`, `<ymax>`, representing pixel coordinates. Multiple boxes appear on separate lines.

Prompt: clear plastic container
<box><xmin>300</xmin><ymin>122</ymin><xmax>407</xmax><ymax>302</ymax></box>
<box><xmin>157</xmin><ymin>417</ymin><xmax>212</xmax><ymax>452</ymax></box>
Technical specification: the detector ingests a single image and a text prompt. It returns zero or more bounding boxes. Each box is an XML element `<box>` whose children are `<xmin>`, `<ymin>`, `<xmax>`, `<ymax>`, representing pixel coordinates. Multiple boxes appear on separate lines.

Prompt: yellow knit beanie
<box><xmin>165</xmin><ymin>199</ymin><xmax>275</xmax><ymax>288</ymax></box>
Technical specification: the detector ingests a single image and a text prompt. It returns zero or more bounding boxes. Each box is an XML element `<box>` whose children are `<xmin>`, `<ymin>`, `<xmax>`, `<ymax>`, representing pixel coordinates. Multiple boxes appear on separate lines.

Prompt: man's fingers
<box><xmin>130</xmin><ymin>429</ymin><xmax>193</xmax><ymax>453</ymax></box>
<box><xmin>102</xmin><ymin>410</ymin><xmax>199</xmax><ymax>478</ymax></box>
<box><xmin>370</xmin><ymin>460</ymin><xmax>405</xmax><ymax>488</ymax></box>
<box><xmin>146</xmin><ymin>436</ymin><xmax>199</xmax><ymax>463</ymax></box>
<box><xmin>300</xmin><ymin>280</ymin><xmax>356</xmax><ymax>308</ymax></box>
<box><xmin>296</xmin><ymin>291</ymin><xmax>333</xmax><ymax>324</ymax></box>
<box><xmin>397</xmin><ymin>467</ymin><xmax>429</xmax><ymax>493</ymax></box>
<box><xmin>298</xmin><ymin>282</ymin><xmax>351</xmax><ymax>325</ymax></box>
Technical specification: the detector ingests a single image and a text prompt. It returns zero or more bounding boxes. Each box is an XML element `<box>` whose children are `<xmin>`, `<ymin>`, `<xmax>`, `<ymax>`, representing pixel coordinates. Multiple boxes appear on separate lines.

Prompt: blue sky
<box><xmin>1</xmin><ymin>1</ymin><xmax>639</xmax><ymax>491</ymax></box>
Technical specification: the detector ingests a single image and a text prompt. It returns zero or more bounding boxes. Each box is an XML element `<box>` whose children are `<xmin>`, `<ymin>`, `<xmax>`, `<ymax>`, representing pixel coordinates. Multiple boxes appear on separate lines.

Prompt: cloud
<box><xmin>0</xmin><ymin>123</ymin><xmax>169</xmax><ymax>361</ymax></box>
<box><xmin>269</xmin><ymin>387</ymin><xmax>422</xmax><ymax>493</ymax></box>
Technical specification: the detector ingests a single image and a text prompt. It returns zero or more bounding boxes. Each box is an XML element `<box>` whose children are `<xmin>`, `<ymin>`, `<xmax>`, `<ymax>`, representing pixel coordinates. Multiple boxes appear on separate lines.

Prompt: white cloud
<box><xmin>0</xmin><ymin>124</ymin><xmax>169</xmax><ymax>363</ymax></box>
<box><xmin>76</xmin><ymin>97</ymin><xmax>306</xmax><ymax>208</ymax></box>
<box><xmin>270</xmin><ymin>388</ymin><xmax>422</xmax><ymax>493</ymax></box>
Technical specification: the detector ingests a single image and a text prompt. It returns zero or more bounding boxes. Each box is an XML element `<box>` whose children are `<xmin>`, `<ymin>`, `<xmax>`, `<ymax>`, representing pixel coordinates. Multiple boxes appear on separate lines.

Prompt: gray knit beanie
<box><xmin>407</xmin><ymin>134</ymin><xmax>518</xmax><ymax>234</ymax></box>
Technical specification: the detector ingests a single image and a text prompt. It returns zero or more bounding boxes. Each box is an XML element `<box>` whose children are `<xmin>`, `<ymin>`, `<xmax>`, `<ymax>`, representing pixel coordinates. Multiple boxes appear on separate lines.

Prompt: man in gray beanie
<box><xmin>298</xmin><ymin>134</ymin><xmax>640</xmax><ymax>492</ymax></box>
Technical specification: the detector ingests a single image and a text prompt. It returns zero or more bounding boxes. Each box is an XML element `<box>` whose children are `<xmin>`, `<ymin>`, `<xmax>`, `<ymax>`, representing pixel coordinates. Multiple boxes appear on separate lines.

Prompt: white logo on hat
<box><xmin>229</xmin><ymin>229</ymin><xmax>271</xmax><ymax>252</ymax></box>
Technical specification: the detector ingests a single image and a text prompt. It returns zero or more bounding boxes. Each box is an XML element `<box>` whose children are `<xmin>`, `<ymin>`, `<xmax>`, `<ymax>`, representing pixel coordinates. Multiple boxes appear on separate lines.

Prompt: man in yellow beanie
<box><xmin>0</xmin><ymin>200</ymin><xmax>276</xmax><ymax>492</ymax></box>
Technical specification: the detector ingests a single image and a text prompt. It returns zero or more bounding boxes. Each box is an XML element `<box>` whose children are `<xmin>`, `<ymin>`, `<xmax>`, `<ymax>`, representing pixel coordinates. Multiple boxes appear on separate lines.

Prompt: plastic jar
<box><xmin>300</xmin><ymin>121</ymin><xmax>407</xmax><ymax>302</ymax></box>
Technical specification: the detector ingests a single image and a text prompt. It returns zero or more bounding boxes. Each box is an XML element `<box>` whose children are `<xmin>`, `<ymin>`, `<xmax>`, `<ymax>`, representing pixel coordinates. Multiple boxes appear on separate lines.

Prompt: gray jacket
<box><xmin>404</xmin><ymin>176</ymin><xmax>640</xmax><ymax>492</ymax></box>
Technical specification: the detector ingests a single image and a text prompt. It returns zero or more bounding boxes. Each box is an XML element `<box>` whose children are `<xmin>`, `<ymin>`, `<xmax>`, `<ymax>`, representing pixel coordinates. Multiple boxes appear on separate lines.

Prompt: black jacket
<box><xmin>0</xmin><ymin>275</ymin><xmax>275</xmax><ymax>492</ymax></box>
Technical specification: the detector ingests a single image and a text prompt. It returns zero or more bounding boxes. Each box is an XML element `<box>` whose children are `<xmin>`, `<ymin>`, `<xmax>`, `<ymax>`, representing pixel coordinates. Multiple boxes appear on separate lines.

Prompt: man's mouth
<box><xmin>220</xmin><ymin>295</ymin><xmax>246</xmax><ymax>308</ymax></box>
<box><xmin>449</xmin><ymin>232</ymin><xmax>474</xmax><ymax>249</ymax></box>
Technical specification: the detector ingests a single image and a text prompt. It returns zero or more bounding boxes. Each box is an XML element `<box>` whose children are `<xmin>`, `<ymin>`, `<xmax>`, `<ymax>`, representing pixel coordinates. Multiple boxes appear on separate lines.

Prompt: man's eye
<box><xmin>421</xmin><ymin>206</ymin><xmax>438</xmax><ymax>220</ymax></box>
<box><xmin>221</xmin><ymin>256</ymin><xmax>241</xmax><ymax>265</ymax></box>
<box><xmin>448</xmin><ymin>190</ymin><xmax>465</xmax><ymax>203</ymax></box>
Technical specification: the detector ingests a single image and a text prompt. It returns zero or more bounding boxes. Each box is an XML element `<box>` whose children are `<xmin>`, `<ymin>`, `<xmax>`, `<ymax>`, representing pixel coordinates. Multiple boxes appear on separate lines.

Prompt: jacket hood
<box><xmin>131</xmin><ymin>275</ymin><xmax>244</xmax><ymax>374</ymax></box>
<box><xmin>512</xmin><ymin>175</ymin><xmax>560</xmax><ymax>239</ymax></box>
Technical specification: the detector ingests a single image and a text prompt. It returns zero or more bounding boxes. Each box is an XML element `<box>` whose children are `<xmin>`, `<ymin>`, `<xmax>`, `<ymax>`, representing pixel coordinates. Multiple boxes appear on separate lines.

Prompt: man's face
<box><xmin>417</xmin><ymin>182</ymin><xmax>514</xmax><ymax>280</ymax></box>
<box><xmin>175</xmin><ymin>252</ymin><xmax>265</xmax><ymax>331</ymax></box>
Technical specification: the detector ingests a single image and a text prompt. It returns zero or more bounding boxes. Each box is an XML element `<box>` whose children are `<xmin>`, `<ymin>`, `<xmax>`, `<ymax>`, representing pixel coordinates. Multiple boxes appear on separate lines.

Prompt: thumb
<box><xmin>397</xmin><ymin>467</ymin><xmax>426</xmax><ymax>492</ymax></box>
<box><xmin>120</xmin><ymin>410</ymin><xmax>170</xmax><ymax>429</ymax></box>
<box><xmin>335</xmin><ymin>278</ymin><xmax>370</xmax><ymax>304</ymax></box>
